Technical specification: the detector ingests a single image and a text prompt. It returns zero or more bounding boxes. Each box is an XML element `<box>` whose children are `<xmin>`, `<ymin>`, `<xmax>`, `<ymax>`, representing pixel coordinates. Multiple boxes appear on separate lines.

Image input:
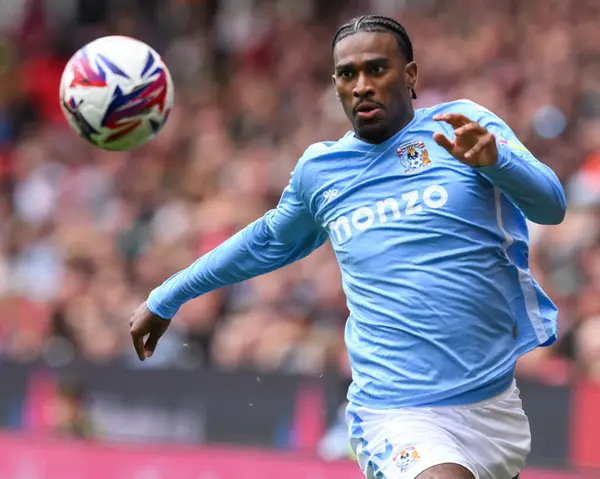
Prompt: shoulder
<box><xmin>301</xmin><ymin>139</ymin><xmax>341</xmax><ymax>160</ymax></box>
<box><xmin>422</xmin><ymin>99</ymin><xmax>498</xmax><ymax>121</ymax></box>
<box><xmin>292</xmin><ymin>135</ymin><xmax>356</xmax><ymax>196</ymax></box>
<box><xmin>288</xmin><ymin>139</ymin><xmax>339</xmax><ymax>190</ymax></box>
<box><xmin>295</xmin><ymin>136</ymin><xmax>349</xmax><ymax>170</ymax></box>
<box><xmin>422</xmin><ymin>99</ymin><xmax>515</xmax><ymax>136</ymax></box>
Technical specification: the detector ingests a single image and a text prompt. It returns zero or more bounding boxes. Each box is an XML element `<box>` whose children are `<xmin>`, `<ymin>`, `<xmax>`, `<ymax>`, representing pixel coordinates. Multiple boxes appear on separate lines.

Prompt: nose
<box><xmin>352</xmin><ymin>72</ymin><xmax>374</xmax><ymax>98</ymax></box>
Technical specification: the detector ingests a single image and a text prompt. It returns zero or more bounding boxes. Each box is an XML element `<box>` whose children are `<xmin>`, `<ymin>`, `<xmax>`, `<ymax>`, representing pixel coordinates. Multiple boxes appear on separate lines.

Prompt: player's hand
<box><xmin>129</xmin><ymin>302</ymin><xmax>170</xmax><ymax>361</ymax></box>
<box><xmin>432</xmin><ymin>113</ymin><xmax>498</xmax><ymax>167</ymax></box>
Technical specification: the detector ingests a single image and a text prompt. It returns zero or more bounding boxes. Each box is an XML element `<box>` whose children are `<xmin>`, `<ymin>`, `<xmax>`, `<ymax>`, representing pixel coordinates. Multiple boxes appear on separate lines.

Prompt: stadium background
<box><xmin>0</xmin><ymin>0</ymin><xmax>599</xmax><ymax>477</ymax></box>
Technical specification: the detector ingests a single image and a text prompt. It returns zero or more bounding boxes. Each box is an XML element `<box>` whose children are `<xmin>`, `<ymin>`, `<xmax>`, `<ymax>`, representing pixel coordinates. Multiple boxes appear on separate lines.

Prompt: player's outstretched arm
<box><xmin>129</xmin><ymin>171</ymin><xmax>328</xmax><ymax>360</ymax></box>
<box><xmin>433</xmin><ymin>103</ymin><xmax>566</xmax><ymax>225</ymax></box>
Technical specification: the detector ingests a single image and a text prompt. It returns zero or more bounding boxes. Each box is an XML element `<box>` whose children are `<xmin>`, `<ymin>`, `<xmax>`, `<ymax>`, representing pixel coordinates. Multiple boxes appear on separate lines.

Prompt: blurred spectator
<box><xmin>0</xmin><ymin>0</ymin><xmax>599</xmax><ymax>385</ymax></box>
<box><xmin>52</xmin><ymin>376</ymin><xmax>95</xmax><ymax>439</ymax></box>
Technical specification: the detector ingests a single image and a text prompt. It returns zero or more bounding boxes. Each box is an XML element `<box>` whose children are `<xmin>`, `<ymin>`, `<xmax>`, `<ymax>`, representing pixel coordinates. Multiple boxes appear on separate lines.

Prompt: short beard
<box><xmin>354</xmin><ymin>120</ymin><xmax>393</xmax><ymax>144</ymax></box>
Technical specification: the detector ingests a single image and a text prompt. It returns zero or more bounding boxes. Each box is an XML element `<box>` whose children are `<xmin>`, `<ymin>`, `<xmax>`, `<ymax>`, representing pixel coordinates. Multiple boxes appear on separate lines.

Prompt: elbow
<box><xmin>549</xmin><ymin>188</ymin><xmax>568</xmax><ymax>225</ymax></box>
<box><xmin>529</xmin><ymin>192</ymin><xmax>567</xmax><ymax>225</ymax></box>
<box><xmin>535</xmin><ymin>210</ymin><xmax>565</xmax><ymax>226</ymax></box>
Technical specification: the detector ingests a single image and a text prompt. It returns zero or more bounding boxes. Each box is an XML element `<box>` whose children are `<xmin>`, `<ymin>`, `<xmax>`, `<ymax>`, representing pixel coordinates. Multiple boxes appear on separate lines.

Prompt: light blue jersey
<box><xmin>147</xmin><ymin>99</ymin><xmax>566</xmax><ymax>409</ymax></box>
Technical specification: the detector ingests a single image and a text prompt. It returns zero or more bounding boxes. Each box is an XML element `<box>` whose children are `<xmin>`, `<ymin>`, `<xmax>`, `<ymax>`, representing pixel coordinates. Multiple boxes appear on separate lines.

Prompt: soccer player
<box><xmin>129</xmin><ymin>15</ymin><xmax>566</xmax><ymax>479</ymax></box>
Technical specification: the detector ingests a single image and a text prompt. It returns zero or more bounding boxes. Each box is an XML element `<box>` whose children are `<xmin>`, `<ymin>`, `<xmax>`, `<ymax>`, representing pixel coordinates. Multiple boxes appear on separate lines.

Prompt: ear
<box><xmin>332</xmin><ymin>74</ymin><xmax>341</xmax><ymax>101</ymax></box>
<box><xmin>405</xmin><ymin>61</ymin><xmax>418</xmax><ymax>91</ymax></box>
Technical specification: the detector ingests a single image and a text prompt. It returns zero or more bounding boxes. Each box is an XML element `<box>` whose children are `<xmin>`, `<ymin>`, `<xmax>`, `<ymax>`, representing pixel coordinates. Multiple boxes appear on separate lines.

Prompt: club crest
<box><xmin>393</xmin><ymin>446</ymin><xmax>421</xmax><ymax>473</ymax></box>
<box><xmin>398</xmin><ymin>140</ymin><xmax>431</xmax><ymax>174</ymax></box>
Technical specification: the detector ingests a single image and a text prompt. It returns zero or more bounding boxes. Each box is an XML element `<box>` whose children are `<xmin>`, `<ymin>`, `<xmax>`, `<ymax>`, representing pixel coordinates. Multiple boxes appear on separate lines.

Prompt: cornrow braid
<box><xmin>332</xmin><ymin>15</ymin><xmax>417</xmax><ymax>99</ymax></box>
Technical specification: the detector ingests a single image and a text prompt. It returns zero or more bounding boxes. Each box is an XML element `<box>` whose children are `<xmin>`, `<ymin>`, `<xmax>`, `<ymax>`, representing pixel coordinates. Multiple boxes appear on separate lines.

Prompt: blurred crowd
<box><xmin>0</xmin><ymin>0</ymin><xmax>599</xmax><ymax>383</ymax></box>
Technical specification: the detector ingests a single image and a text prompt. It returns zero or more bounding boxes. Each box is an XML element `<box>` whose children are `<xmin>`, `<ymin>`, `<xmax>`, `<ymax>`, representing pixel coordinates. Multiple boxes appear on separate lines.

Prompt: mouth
<box><xmin>354</xmin><ymin>102</ymin><xmax>384</xmax><ymax>120</ymax></box>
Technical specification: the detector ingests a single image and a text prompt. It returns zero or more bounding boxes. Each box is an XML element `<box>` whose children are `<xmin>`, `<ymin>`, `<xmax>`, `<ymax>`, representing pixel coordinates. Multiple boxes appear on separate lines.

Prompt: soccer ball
<box><xmin>59</xmin><ymin>36</ymin><xmax>174</xmax><ymax>151</ymax></box>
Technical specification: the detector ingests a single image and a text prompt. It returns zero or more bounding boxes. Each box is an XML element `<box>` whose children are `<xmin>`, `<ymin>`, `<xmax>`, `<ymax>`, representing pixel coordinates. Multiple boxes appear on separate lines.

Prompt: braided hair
<box><xmin>332</xmin><ymin>15</ymin><xmax>417</xmax><ymax>99</ymax></box>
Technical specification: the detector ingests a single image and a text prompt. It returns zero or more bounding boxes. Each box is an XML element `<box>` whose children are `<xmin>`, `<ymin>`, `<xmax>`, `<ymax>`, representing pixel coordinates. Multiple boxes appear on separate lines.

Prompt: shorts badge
<box><xmin>393</xmin><ymin>446</ymin><xmax>421</xmax><ymax>473</ymax></box>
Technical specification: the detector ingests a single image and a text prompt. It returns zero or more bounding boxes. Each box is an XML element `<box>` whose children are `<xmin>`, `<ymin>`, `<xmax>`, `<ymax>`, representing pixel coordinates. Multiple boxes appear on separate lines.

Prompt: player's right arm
<box><xmin>148</xmin><ymin>172</ymin><xmax>326</xmax><ymax>319</ymax></box>
<box><xmin>129</xmin><ymin>166</ymin><xmax>328</xmax><ymax>360</ymax></box>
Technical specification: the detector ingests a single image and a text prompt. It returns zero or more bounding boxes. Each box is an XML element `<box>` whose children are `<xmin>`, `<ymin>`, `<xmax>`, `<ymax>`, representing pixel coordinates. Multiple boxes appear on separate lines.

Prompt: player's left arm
<box><xmin>433</xmin><ymin>105</ymin><xmax>566</xmax><ymax>225</ymax></box>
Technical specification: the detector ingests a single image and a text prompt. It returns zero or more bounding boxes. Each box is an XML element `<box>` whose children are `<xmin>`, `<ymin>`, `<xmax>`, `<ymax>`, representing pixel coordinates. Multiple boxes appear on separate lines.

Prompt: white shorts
<box><xmin>347</xmin><ymin>381</ymin><xmax>531</xmax><ymax>479</ymax></box>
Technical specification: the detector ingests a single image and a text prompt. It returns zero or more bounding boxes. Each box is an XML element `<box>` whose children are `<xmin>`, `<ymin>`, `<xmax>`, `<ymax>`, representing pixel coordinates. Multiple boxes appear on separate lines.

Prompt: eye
<box><xmin>339</xmin><ymin>70</ymin><xmax>353</xmax><ymax>79</ymax></box>
<box><xmin>371</xmin><ymin>65</ymin><xmax>385</xmax><ymax>75</ymax></box>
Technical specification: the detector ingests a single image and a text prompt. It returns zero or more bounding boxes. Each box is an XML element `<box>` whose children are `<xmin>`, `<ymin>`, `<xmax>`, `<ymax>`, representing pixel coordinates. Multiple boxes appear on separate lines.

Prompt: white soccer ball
<box><xmin>59</xmin><ymin>36</ymin><xmax>174</xmax><ymax>151</ymax></box>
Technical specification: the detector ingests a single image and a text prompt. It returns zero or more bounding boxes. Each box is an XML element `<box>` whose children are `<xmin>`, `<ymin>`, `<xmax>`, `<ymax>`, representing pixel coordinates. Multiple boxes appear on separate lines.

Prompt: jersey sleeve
<box><xmin>146</xmin><ymin>168</ymin><xmax>328</xmax><ymax>319</ymax></box>
<box><xmin>456</xmin><ymin>100</ymin><xmax>567</xmax><ymax>225</ymax></box>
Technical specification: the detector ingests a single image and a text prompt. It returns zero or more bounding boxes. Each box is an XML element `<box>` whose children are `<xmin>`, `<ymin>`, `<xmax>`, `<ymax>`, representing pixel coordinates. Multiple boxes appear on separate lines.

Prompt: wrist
<box><xmin>476</xmin><ymin>140</ymin><xmax>509</xmax><ymax>172</ymax></box>
<box><xmin>146</xmin><ymin>290</ymin><xmax>176</xmax><ymax>320</ymax></box>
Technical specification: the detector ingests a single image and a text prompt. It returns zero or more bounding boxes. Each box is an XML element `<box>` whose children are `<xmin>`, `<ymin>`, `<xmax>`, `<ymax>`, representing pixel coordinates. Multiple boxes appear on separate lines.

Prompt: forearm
<box><xmin>478</xmin><ymin>147</ymin><xmax>566</xmax><ymax>225</ymax></box>
<box><xmin>146</xmin><ymin>214</ymin><xmax>326</xmax><ymax>319</ymax></box>
<box><xmin>147</xmin><ymin>220</ymin><xmax>265</xmax><ymax>319</ymax></box>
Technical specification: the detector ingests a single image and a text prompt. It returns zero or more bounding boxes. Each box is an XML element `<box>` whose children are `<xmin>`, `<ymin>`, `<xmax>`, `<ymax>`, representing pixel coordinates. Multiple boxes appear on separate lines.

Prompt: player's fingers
<box><xmin>433</xmin><ymin>113</ymin><xmax>471</xmax><ymax>128</ymax></box>
<box><xmin>130</xmin><ymin>325</ymin><xmax>147</xmax><ymax>361</ymax></box>
<box><xmin>433</xmin><ymin>132</ymin><xmax>454</xmax><ymax>153</ymax></box>
<box><xmin>465</xmin><ymin>133</ymin><xmax>494</xmax><ymax>159</ymax></box>
<box><xmin>454</xmin><ymin>122</ymin><xmax>485</xmax><ymax>137</ymax></box>
<box><xmin>143</xmin><ymin>330</ymin><xmax>164</xmax><ymax>358</ymax></box>
<box><xmin>129</xmin><ymin>302</ymin><xmax>145</xmax><ymax>328</ymax></box>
